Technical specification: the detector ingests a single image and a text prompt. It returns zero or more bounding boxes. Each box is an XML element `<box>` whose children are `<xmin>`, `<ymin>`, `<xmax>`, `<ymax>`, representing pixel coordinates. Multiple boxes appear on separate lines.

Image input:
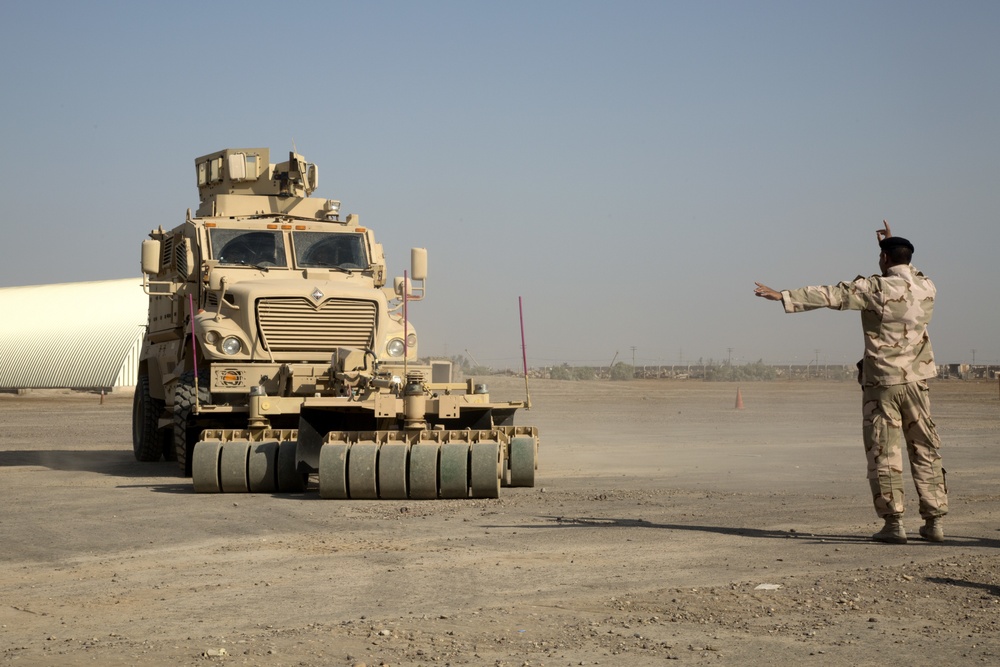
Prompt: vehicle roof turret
<box><xmin>193</xmin><ymin>148</ymin><xmax>342</xmax><ymax>220</ymax></box>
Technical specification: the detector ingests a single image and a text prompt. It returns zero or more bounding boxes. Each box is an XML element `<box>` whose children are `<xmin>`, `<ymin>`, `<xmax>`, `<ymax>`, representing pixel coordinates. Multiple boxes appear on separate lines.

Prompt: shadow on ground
<box><xmin>0</xmin><ymin>449</ymin><xmax>178</xmax><ymax>477</ymax></box>
<box><xmin>484</xmin><ymin>515</ymin><xmax>1000</xmax><ymax>549</ymax></box>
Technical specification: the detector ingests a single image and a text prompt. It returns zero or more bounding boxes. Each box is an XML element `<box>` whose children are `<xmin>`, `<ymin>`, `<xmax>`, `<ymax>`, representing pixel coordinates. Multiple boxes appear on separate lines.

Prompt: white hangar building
<box><xmin>0</xmin><ymin>278</ymin><xmax>147</xmax><ymax>390</ymax></box>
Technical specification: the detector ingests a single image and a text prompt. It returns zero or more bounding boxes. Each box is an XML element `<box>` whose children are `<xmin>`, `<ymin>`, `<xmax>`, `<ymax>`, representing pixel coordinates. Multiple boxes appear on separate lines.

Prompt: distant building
<box><xmin>0</xmin><ymin>278</ymin><xmax>146</xmax><ymax>391</ymax></box>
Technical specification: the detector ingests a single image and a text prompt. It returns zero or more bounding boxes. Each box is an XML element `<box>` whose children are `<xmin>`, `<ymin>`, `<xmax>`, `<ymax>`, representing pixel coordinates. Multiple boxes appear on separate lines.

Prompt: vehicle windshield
<box><xmin>294</xmin><ymin>232</ymin><xmax>368</xmax><ymax>270</ymax></box>
<box><xmin>210</xmin><ymin>229</ymin><xmax>288</xmax><ymax>268</ymax></box>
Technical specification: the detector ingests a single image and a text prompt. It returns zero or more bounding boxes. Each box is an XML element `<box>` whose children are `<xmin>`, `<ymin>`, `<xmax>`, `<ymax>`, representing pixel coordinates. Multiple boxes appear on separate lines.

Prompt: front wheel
<box><xmin>173</xmin><ymin>371</ymin><xmax>210</xmax><ymax>476</ymax></box>
<box><xmin>132</xmin><ymin>375</ymin><xmax>164</xmax><ymax>462</ymax></box>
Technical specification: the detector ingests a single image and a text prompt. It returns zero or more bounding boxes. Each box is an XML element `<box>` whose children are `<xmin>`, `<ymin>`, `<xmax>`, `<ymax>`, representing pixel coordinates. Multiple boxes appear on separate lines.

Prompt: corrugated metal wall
<box><xmin>0</xmin><ymin>278</ymin><xmax>147</xmax><ymax>390</ymax></box>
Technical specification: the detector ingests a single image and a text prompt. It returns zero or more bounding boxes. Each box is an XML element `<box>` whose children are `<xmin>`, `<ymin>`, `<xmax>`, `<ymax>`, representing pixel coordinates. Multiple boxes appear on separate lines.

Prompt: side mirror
<box><xmin>141</xmin><ymin>240</ymin><xmax>161</xmax><ymax>275</ymax></box>
<box><xmin>394</xmin><ymin>276</ymin><xmax>412</xmax><ymax>297</ymax></box>
<box><xmin>411</xmin><ymin>247</ymin><xmax>427</xmax><ymax>281</ymax></box>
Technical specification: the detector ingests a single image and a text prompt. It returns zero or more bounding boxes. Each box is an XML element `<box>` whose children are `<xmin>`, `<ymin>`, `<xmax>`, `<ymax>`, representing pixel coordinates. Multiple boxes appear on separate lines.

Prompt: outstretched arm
<box><xmin>754</xmin><ymin>282</ymin><xmax>783</xmax><ymax>301</ymax></box>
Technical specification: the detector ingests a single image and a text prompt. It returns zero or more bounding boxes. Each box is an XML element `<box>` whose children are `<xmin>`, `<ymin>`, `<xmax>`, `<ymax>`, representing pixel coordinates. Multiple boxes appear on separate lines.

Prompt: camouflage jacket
<box><xmin>780</xmin><ymin>264</ymin><xmax>936</xmax><ymax>387</ymax></box>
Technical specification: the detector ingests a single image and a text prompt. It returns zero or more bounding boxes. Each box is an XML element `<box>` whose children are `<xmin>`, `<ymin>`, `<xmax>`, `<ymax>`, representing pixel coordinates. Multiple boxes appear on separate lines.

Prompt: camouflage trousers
<box><xmin>862</xmin><ymin>380</ymin><xmax>947</xmax><ymax>519</ymax></box>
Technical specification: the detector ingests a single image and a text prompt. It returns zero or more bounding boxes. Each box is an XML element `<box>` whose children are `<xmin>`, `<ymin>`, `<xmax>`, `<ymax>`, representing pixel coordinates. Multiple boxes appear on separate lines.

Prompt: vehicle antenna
<box><xmin>519</xmin><ymin>296</ymin><xmax>531</xmax><ymax>409</ymax></box>
<box><xmin>188</xmin><ymin>293</ymin><xmax>200</xmax><ymax>410</ymax></box>
<box><xmin>403</xmin><ymin>270</ymin><xmax>408</xmax><ymax>380</ymax></box>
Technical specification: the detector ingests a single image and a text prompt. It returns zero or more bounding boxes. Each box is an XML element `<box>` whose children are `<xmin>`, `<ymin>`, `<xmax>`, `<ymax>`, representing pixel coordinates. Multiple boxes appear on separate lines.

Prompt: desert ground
<box><xmin>1</xmin><ymin>377</ymin><xmax>998</xmax><ymax>666</ymax></box>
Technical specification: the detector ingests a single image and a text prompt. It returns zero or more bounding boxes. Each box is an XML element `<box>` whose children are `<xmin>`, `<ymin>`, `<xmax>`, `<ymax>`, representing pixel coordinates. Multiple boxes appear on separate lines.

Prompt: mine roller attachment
<box><xmin>470</xmin><ymin>440</ymin><xmax>501</xmax><ymax>499</ymax></box>
<box><xmin>439</xmin><ymin>442</ymin><xmax>471</xmax><ymax>499</ymax></box>
<box><xmin>508</xmin><ymin>431</ymin><xmax>538</xmax><ymax>488</ymax></box>
<box><xmin>316</xmin><ymin>430</ymin><xmax>513</xmax><ymax>500</ymax></box>
<box><xmin>191</xmin><ymin>429</ymin><xmax>304</xmax><ymax>493</ymax></box>
<box><xmin>408</xmin><ymin>442</ymin><xmax>439</xmax><ymax>499</ymax></box>
<box><xmin>191</xmin><ymin>426</ymin><xmax>538</xmax><ymax>499</ymax></box>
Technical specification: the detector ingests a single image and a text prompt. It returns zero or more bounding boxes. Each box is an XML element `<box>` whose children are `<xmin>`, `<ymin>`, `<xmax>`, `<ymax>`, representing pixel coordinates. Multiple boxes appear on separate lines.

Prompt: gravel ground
<box><xmin>1</xmin><ymin>377</ymin><xmax>998</xmax><ymax>666</ymax></box>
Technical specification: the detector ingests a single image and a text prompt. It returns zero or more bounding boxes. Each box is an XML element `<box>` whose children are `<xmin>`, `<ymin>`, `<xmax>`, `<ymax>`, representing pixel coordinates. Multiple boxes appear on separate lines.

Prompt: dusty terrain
<box><xmin>1</xmin><ymin>377</ymin><xmax>998</xmax><ymax>666</ymax></box>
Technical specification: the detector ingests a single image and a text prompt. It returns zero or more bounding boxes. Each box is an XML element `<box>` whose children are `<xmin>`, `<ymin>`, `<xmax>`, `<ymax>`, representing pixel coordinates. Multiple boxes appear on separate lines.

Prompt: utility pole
<box><xmin>727</xmin><ymin>347</ymin><xmax>733</xmax><ymax>366</ymax></box>
<box><xmin>630</xmin><ymin>346</ymin><xmax>636</xmax><ymax>369</ymax></box>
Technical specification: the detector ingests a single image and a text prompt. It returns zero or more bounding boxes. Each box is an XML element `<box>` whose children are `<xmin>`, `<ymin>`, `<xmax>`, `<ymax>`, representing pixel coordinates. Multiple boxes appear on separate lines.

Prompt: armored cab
<box><xmin>133</xmin><ymin>148</ymin><xmax>538</xmax><ymax>498</ymax></box>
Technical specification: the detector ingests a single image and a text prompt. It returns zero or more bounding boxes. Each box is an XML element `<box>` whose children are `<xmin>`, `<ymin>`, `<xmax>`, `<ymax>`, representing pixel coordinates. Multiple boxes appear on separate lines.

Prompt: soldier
<box><xmin>754</xmin><ymin>222</ymin><xmax>947</xmax><ymax>544</ymax></box>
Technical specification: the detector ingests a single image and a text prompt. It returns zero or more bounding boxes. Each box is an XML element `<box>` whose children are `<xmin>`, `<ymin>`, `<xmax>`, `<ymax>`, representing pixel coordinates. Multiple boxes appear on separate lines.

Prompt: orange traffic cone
<box><xmin>735</xmin><ymin>387</ymin><xmax>744</xmax><ymax>410</ymax></box>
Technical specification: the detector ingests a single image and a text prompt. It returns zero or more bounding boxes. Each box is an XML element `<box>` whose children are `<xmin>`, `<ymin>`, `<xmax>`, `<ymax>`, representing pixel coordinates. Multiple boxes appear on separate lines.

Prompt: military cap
<box><xmin>879</xmin><ymin>236</ymin><xmax>914</xmax><ymax>253</ymax></box>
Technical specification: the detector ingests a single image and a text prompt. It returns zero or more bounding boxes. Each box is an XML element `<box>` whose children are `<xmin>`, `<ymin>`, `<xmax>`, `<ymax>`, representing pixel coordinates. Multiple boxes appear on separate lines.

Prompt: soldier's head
<box><xmin>879</xmin><ymin>236</ymin><xmax>914</xmax><ymax>274</ymax></box>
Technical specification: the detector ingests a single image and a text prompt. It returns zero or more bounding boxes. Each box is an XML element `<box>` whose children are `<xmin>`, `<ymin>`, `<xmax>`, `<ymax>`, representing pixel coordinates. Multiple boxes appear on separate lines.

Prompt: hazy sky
<box><xmin>2</xmin><ymin>1</ymin><xmax>997</xmax><ymax>368</ymax></box>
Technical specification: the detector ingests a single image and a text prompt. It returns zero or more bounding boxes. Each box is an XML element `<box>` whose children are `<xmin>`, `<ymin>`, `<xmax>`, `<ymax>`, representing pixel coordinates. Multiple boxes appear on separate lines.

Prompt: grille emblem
<box><xmin>311</xmin><ymin>288</ymin><xmax>324</xmax><ymax>302</ymax></box>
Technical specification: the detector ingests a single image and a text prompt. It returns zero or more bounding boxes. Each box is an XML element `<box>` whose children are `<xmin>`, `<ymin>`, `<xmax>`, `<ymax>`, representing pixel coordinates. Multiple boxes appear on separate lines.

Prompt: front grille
<box><xmin>256</xmin><ymin>297</ymin><xmax>377</xmax><ymax>352</ymax></box>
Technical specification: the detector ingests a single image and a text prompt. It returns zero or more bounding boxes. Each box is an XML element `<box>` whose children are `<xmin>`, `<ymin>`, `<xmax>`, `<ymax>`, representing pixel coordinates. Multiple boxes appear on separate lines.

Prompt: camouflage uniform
<box><xmin>781</xmin><ymin>264</ymin><xmax>947</xmax><ymax>520</ymax></box>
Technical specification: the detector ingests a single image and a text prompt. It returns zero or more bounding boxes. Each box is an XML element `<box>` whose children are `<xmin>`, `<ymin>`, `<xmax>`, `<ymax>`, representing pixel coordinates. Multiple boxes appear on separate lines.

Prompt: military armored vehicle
<box><xmin>134</xmin><ymin>148</ymin><xmax>538</xmax><ymax>498</ymax></box>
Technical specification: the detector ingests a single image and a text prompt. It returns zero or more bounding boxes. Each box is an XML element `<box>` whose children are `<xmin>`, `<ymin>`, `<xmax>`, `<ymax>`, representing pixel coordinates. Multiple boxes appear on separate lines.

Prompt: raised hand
<box><xmin>876</xmin><ymin>220</ymin><xmax>892</xmax><ymax>243</ymax></box>
<box><xmin>754</xmin><ymin>282</ymin><xmax>782</xmax><ymax>301</ymax></box>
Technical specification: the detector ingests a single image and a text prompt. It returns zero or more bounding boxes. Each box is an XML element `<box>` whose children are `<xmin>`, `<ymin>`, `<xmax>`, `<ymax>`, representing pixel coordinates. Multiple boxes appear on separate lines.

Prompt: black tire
<box><xmin>132</xmin><ymin>375</ymin><xmax>165</xmax><ymax>462</ymax></box>
<box><xmin>173</xmin><ymin>371</ymin><xmax>211</xmax><ymax>476</ymax></box>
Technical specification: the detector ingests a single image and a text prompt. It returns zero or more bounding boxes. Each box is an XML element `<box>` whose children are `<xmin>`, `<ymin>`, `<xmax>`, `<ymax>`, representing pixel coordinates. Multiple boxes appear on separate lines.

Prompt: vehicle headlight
<box><xmin>406</xmin><ymin>333</ymin><xmax>417</xmax><ymax>348</ymax></box>
<box><xmin>386</xmin><ymin>338</ymin><xmax>405</xmax><ymax>357</ymax></box>
<box><xmin>221</xmin><ymin>336</ymin><xmax>243</xmax><ymax>355</ymax></box>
